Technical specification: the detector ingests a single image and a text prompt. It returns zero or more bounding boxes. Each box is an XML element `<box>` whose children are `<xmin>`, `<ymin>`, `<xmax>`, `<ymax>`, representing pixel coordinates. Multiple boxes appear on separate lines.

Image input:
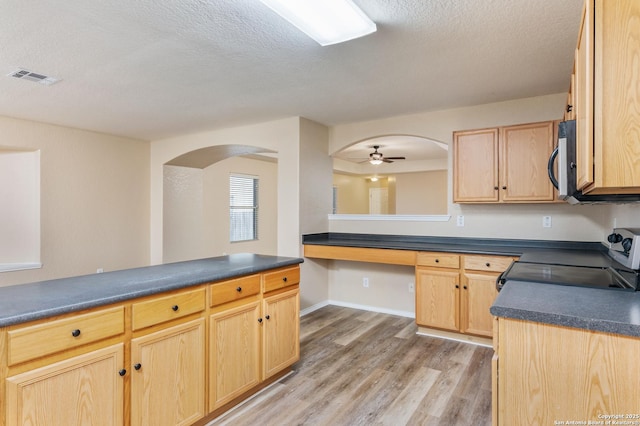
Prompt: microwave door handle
<box><xmin>548</xmin><ymin>146</ymin><xmax>559</xmax><ymax>190</ymax></box>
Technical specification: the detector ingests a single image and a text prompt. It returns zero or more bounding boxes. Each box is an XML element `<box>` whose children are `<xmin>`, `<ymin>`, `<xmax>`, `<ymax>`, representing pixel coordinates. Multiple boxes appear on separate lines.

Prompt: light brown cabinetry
<box><xmin>0</xmin><ymin>264</ymin><xmax>301</xmax><ymax>426</ymax></box>
<box><xmin>5</xmin><ymin>344</ymin><xmax>124</xmax><ymax>426</ymax></box>
<box><xmin>573</xmin><ymin>0</ymin><xmax>640</xmax><ymax>194</ymax></box>
<box><xmin>129</xmin><ymin>288</ymin><xmax>207</xmax><ymax>426</ymax></box>
<box><xmin>494</xmin><ymin>318</ymin><xmax>640</xmax><ymax>425</ymax></box>
<box><xmin>453</xmin><ymin>121</ymin><xmax>556</xmax><ymax>203</ymax></box>
<box><xmin>2</xmin><ymin>305</ymin><xmax>126</xmax><ymax>426</ymax></box>
<box><xmin>130</xmin><ymin>319</ymin><xmax>205</xmax><ymax>426</ymax></box>
<box><xmin>208</xmin><ymin>267</ymin><xmax>300</xmax><ymax>411</ymax></box>
<box><xmin>416</xmin><ymin>253</ymin><xmax>515</xmax><ymax>339</ymax></box>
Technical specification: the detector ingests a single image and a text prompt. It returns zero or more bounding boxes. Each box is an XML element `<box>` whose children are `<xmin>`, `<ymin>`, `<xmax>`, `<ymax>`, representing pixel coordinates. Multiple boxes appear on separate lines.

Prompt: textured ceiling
<box><xmin>0</xmin><ymin>0</ymin><xmax>583</xmax><ymax>141</ymax></box>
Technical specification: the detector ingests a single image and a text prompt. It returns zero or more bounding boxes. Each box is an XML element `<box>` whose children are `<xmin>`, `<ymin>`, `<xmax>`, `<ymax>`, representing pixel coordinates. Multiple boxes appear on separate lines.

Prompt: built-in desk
<box><xmin>302</xmin><ymin>232</ymin><xmax>606</xmax><ymax>345</ymax></box>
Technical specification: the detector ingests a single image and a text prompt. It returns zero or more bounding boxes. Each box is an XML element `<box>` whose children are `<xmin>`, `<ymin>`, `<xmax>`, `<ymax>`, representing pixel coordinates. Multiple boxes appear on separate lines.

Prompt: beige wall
<box><xmin>0</xmin><ymin>116</ymin><xmax>150</xmax><ymax>287</ymax></box>
<box><xmin>163</xmin><ymin>157</ymin><xmax>278</xmax><ymax>263</ymax></box>
<box><xmin>204</xmin><ymin>156</ymin><xmax>278</xmax><ymax>257</ymax></box>
<box><xmin>395</xmin><ymin>170</ymin><xmax>447</xmax><ymax>215</ymax></box>
<box><xmin>323</xmin><ymin>93</ymin><xmax>627</xmax><ymax>314</ymax></box>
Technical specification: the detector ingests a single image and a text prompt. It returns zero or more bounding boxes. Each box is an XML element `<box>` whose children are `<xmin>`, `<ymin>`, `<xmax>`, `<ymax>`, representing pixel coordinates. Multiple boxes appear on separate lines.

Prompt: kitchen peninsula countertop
<box><xmin>0</xmin><ymin>253</ymin><xmax>303</xmax><ymax>327</ymax></box>
<box><xmin>303</xmin><ymin>232</ymin><xmax>640</xmax><ymax>338</ymax></box>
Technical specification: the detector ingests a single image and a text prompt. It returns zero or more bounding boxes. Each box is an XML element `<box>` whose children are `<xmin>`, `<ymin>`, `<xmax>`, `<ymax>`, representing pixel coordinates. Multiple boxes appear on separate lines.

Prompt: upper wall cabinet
<box><xmin>453</xmin><ymin>121</ymin><xmax>556</xmax><ymax>203</ymax></box>
<box><xmin>574</xmin><ymin>0</ymin><xmax>640</xmax><ymax>195</ymax></box>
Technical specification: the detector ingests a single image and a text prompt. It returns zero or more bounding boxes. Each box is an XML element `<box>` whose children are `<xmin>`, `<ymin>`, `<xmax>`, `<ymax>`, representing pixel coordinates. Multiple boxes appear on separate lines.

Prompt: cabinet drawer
<box><xmin>263</xmin><ymin>266</ymin><xmax>300</xmax><ymax>293</ymax></box>
<box><xmin>211</xmin><ymin>274</ymin><xmax>261</xmax><ymax>307</ymax></box>
<box><xmin>416</xmin><ymin>252</ymin><xmax>460</xmax><ymax>269</ymax></box>
<box><xmin>8</xmin><ymin>306</ymin><xmax>124</xmax><ymax>366</ymax></box>
<box><xmin>463</xmin><ymin>255</ymin><xmax>515</xmax><ymax>272</ymax></box>
<box><xmin>132</xmin><ymin>288</ymin><xmax>206</xmax><ymax>331</ymax></box>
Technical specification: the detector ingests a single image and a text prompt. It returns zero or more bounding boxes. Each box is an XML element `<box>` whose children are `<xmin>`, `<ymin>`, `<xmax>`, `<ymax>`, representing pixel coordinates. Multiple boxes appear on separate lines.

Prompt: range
<box><xmin>496</xmin><ymin>228</ymin><xmax>640</xmax><ymax>292</ymax></box>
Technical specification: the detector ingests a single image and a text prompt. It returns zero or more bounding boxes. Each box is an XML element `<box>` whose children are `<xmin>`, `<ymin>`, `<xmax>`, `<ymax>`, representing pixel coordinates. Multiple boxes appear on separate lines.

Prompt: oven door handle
<box><xmin>548</xmin><ymin>146</ymin><xmax>559</xmax><ymax>190</ymax></box>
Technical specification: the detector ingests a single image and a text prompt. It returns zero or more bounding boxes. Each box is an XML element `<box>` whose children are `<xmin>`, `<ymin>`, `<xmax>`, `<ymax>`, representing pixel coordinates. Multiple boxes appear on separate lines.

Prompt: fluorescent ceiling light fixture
<box><xmin>260</xmin><ymin>0</ymin><xmax>377</xmax><ymax>46</ymax></box>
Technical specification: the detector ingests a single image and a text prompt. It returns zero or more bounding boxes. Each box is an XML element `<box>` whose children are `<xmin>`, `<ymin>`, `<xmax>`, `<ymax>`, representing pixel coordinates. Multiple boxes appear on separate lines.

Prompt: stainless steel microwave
<box><xmin>548</xmin><ymin>120</ymin><xmax>640</xmax><ymax>204</ymax></box>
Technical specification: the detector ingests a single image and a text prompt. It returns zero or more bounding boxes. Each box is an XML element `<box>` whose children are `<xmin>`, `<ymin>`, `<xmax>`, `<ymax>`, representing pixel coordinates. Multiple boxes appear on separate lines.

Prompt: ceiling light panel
<box><xmin>260</xmin><ymin>0</ymin><xmax>376</xmax><ymax>46</ymax></box>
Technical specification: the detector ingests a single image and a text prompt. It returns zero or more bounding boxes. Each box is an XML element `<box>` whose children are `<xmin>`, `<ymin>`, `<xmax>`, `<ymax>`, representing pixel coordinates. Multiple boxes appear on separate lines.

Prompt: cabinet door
<box><xmin>263</xmin><ymin>288</ymin><xmax>300</xmax><ymax>380</ymax></box>
<box><xmin>461</xmin><ymin>272</ymin><xmax>499</xmax><ymax>337</ymax></box>
<box><xmin>130</xmin><ymin>319</ymin><xmax>205</xmax><ymax>426</ymax></box>
<box><xmin>415</xmin><ymin>268</ymin><xmax>459</xmax><ymax>331</ymax></box>
<box><xmin>209</xmin><ymin>300</ymin><xmax>261</xmax><ymax>409</ymax></box>
<box><xmin>593</xmin><ymin>0</ymin><xmax>640</xmax><ymax>193</ymax></box>
<box><xmin>500</xmin><ymin>122</ymin><xmax>555</xmax><ymax>202</ymax></box>
<box><xmin>5</xmin><ymin>344</ymin><xmax>124</xmax><ymax>426</ymax></box>
<box><xmin>453</xmin><ymin>128</ymin><xmax>499</xmax><ymax>202</ymax></box>
<box><xmin>575</xmin><ymin>0</ymin><xmax>594</xmax><ymax>191</ymax></box>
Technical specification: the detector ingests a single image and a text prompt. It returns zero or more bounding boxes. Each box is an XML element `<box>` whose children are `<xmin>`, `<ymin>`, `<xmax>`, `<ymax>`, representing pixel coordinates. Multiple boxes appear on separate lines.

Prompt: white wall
<box><xmin>395</xmin><ymin>170</ymin><xmax>447</xmax><ymax>215</ymax></box>
<box><xmin>0</xmin><ymin>116</ymin><xmax>150</xmax><ymax>287</ymax></box>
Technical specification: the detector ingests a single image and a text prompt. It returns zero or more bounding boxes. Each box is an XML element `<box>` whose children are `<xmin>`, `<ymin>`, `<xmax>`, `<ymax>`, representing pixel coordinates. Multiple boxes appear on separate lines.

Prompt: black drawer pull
<box><xmin>71</xmin><ymin>329</ymin><xmax>81</xmax><ymax>337</ymax></box>
<box><xmin>134</xmin><ymin>363</ymin><xmax>142</xmax><ymax>370</ymax></box>
<box><xmin>435</xmin><ymin>259</ymin><xmax>440</xmax><ymax>263</ymax></box>
<box><xmin>119</xmin><ymin>369</ymin><xmax>127</xmax><ymax>377</ymax></box>
<box><xmin>486</xmin><ymin>263</ymin><xmax>490</xmax><ymax>267</ymax></box>
<box><xmin>283</xmin><ymin>277</ymin><xmax>288</xmax><ymax>282</ymax></box>
<box><xmin>258</xmin><ymin>318</ymin><xmax>263</xmax><ymax>323</ymax></box>
<box><xmin>236</xmin><ymin>286</ymin><xmax>242</xmax><ymax>292</ymax></box>
<box><xmin>171</xmin><ymin>305</ymin><xmax>179</xmax><ymax>312</ymax></box>
<box><xmin>265</xmin><ymin>314</ymin><xmax>270</xmax><ymax>320</ymax></box>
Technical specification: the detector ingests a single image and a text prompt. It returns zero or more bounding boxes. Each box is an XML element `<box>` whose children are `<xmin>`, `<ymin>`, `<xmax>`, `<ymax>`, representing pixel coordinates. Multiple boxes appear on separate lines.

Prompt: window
<box><xmin>229</xmin><ymin>174</ymin><xmax>258</xmax><ymax>242</ymax></box>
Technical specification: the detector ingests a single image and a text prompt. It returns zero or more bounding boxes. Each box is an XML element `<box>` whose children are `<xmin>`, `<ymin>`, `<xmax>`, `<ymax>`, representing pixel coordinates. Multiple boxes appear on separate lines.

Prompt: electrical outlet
<box><xmin>96</xmin><ymin>268</ymin><xmax>104</xmax><ymax>273</ymax></box>
<box><xmin>543</xmin><ymin>216</ymin><xmax>552</xmax><ymax>228</ymax></box>
<box><xmin>456</xmin><ymin>215</ymin><xmax>465</xmax><ymax>227</ymax></box>
<box><xmin>408</xmin><ymin>282</ymin><xmax>415</xmax><ymax>293</ymax></box>
<box><xmin>363</xmin><ymin>277</ymin><xmax>369</xmax><ymax>288</ymax></box>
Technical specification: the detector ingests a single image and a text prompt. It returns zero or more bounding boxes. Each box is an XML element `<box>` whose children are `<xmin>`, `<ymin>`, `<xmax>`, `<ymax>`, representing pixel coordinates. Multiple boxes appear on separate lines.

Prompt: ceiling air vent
<box><xmin>7</xmin><ymin>68</ymin><xmax>60</xmax><ymax>86</ymax></box>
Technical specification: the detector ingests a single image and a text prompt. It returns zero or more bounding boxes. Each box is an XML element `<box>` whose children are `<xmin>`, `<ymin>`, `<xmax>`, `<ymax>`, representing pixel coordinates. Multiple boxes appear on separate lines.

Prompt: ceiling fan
<box><xmin>364</xmin><ymin>145</ymin><xmax>406</xmax><ymax>165</ymax></box>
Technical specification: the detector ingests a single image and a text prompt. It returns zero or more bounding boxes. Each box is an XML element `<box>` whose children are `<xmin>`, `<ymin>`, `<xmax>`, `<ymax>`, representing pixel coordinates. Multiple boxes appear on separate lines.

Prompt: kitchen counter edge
<box><xmin>0</xmin><ymin>253</ymin><xmax>304</xmax><ymax>328</ymax></box>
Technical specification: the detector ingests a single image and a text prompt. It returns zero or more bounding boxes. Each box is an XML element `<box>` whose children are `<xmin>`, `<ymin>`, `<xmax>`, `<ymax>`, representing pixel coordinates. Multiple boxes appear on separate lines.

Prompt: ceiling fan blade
<box><xmin>382</xmin><ymin>158</ymin><xmax>394</xmax><ymax>163</ymax></box>
<box><xmin>385</xmin><ymin>156</ymin><xmax>406</xmax><ymax>160</ymax></box>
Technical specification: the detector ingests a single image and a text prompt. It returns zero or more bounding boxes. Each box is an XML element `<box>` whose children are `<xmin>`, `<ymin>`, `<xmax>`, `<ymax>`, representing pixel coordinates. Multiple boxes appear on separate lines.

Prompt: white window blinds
<box><xmin>229</xmin><ymin>174</ymin><xmax>258</xmax><ymax>242</ymax></box>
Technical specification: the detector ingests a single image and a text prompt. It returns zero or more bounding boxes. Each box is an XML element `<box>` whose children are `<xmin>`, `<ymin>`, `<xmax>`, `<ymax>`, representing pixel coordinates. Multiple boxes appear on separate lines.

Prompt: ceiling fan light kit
<box><xmin>368</xmin><ymin>145</ymin><xmax>405</xmax><ymax>165</ymax></box>
<box><xmin>259</xmin><ymin>0</ymin><xmax>377</xmax><ymax>46</ymax></box>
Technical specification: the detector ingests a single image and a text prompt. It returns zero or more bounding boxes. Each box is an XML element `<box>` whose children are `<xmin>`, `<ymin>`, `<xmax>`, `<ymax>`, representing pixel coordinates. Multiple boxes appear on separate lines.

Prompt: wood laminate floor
<box><xmin>209</xmin><ymin>305</ymin><xmax>493</xmax><ymax>426</ymax></box>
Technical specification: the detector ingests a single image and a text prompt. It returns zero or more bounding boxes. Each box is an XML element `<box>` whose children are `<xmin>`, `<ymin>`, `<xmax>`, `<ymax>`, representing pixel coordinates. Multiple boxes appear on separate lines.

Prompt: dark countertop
<box><xmin>302</xmin><ymin>232</ymin><xmax>606</xmax><ymax>257</ymax></box>
<box><xmin>303</xmin><ymin>232</ymin><xmax>640</xmax><ymax>338</ymax></box>
<box><xmin>490</xmin><ymin>281</ymin><xmax>640</xmax><ymax>337</ymax></box>
<box><xmin>0</xmin><ymin>253</ymin><xmax>303</xmax><ymax>328</ymax></box>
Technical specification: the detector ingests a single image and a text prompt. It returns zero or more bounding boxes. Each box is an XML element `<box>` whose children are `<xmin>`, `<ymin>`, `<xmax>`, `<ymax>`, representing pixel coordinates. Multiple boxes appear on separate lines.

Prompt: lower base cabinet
<box><xmin>131</xmin><ymin>319</ymin><xmax>205</xmax><ymax>426</ymax></box>
<box><xmin>1</xmin><ymin>264</ymin><xmax>301</xmax><ymax>426</ymax></box>
<box><xmin>416</xmin><ymin>253</ymin><xmax>515</xmax><ymax>338</ymax></box>
<box><xmin>5</xmin><ymin>344</ymin><xmax>124</xmax><ymax>426</ymax></box>
<box><xmin>495</xmin><ymin>318</ymin><xmax>640</xmax><ymax>425</ymax></box>
<box><xmin>263</xmin><ymin>288</ymin><xmax>300</xmax><ymax>379</ymax></box>
<box><xmin>209</xmin><ymin>300</ymin><xmax>261</xmax><ymax>409</ymax></box>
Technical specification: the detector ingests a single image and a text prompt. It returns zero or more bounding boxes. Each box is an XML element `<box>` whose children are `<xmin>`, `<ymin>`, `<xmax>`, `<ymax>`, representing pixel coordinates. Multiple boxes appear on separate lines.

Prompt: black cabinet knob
<box><xmin>265</xmin><ymin>315</ymin><xmax>270</xmax><ymax>320</ymax></box>
<box><xmin>622</xmin><ymin>238</ymin><xmax>633</xmax><ymax>253</ymax></box>
<box><xmin>455</xmin><ymin>284</ymin><xmax>459</xmax><ymax>289</ymax></box>
<box><xmin>258</xmin><ymin>318</ymin><xmax>263</xmax><ymax>323</ymax></box>
<box><xmin>608</xmin><ymin>233</ymin><xmax>623</xmax><ymax>243</ymax></box>
<box><xmin>494</xmin><ymin>186</ymin><xmax>499</xmax><ymax>190</ymax></box>
<box><xmin>71</xmin><ymin>329</ymin><xmax>81</xmax><ymax>337</ymax></box>
<box><xmin>134</xmin><ymin>363</ymin><xmax>142</xmax><ymax>370</ymax></box>
<box><xmin>119</xmin><ymin>369</ymin><xmax>127</xmax><ymax>377</ymax></box>
<box><xmin>567</xmin><ymin>104</ymin><xmax>573</xmax><ymax>113</ymax></box>
<box><xmin>502</xmin><ymin>186</ymin><xmax>507</xmax><ymax>190</ymax></box>
<box><xmin>463</xmin><ymin>286</ymin><xmax>468</xmax><ymax>290</ymax></box>
<box><xmin>485</xmin><ymin>263</ymin><xmax>490</xmax><ymax>267</ymax></box>
<box><xmin>171</xmin><ymin>305</ymin><xmax>179</xmax><ymax>312</ymax></box>
<box><xmin>435</xmin><ymin>259</ymin><xmax>440</xmax><ymax>263</ymax></box>
<box><xmin>236</xmin><ymin>286</ymin><xmax>242</xmax><ymax>292</ymax></box>
<box><xmin>283</xmin><ymin>277</ymin><xmax>288</xmax><ymax>282</ymax></box>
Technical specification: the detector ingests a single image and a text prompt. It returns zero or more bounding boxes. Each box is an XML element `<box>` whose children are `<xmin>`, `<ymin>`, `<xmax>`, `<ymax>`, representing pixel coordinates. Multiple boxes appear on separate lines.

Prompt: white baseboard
<box><xmin>327</xmin><ymin>300</ymin><xmax>415</xmax><ymax>319</ymax></box>
<box><xmin>300</xmin><ymin>301</ymin><xmax>330</xmax><ymax>317</ymax></box>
